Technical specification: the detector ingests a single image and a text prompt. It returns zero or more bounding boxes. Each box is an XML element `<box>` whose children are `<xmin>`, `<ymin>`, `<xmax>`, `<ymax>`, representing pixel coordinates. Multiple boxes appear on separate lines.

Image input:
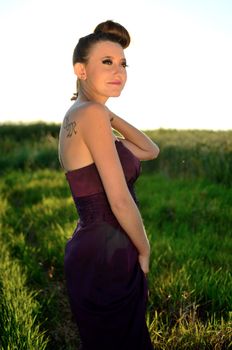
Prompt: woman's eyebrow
<box><xmin>101</xmin><ymin>55</ymin><xmax>126</xmax><ymax>61</ymax></box>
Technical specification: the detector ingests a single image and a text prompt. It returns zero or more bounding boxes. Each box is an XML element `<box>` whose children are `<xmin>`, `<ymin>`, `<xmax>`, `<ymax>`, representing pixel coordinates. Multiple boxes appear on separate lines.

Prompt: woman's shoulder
<box><xmin>66</xmin><ymin>102</ymin><xmax>110</xmax><ymax>129</ymax></box>
<box><xmin>69</xmin><ymin>101</ymin><xmax>108</xmax><ymax>117</ymax></box>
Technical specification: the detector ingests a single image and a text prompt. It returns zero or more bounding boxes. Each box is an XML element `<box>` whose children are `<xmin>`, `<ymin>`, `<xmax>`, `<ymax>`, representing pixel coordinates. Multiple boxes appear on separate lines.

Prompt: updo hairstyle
<box><xmin>71</xmin><ymin>20</ymin><xmax>130</xmax><ymax>100</ymax></box>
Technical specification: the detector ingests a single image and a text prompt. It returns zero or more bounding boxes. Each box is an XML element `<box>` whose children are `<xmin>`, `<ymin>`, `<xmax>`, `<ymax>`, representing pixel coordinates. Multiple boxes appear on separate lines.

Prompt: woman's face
<box><xmin>81</xmin><ymin>40</ymin><xmax>127</xmax><ymax>102</ymax></box>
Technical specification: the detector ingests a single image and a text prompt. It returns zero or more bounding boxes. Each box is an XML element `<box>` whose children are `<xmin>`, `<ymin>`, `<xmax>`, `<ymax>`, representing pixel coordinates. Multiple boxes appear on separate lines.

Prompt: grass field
<box><xmin>0</xmin><ymin>123</ymin><xmax>231</xmax><ymax>349</ymax></box>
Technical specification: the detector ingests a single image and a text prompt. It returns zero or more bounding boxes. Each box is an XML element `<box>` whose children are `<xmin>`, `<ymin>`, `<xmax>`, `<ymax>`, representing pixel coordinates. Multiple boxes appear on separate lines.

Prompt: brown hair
<box><xmin>71</xmin><ymin>20</ymin><xmax>130</xmax><ymax>100</ymax></box>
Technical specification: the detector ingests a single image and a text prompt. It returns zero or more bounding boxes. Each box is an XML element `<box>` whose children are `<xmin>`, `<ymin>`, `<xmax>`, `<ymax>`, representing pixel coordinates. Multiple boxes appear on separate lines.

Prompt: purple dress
<box><xmin>64</xmin><ymin>140</ymin><xmax>153</xmax><ymax>350</ymax></box>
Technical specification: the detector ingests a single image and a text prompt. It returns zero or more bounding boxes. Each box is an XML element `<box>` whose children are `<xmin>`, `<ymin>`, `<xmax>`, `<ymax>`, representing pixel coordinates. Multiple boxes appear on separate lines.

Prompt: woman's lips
<box><xmin>107</xmin><ymin>81</ymin><xmax>122</xmax><ymax>85</ymax></box>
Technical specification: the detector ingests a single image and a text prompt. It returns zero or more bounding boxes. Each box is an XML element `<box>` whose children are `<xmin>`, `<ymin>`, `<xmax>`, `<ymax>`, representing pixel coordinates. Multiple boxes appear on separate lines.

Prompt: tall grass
<box><xmin>137</xmin><ymin>174</ymin><xmax>232</xmax><ymax>349</ymax></box>
<box><xmin>144</xmin><ymin>128</ymin><xmax>232</xmax><ymax>186</ymax></box>
<box><xmin>1</xmin><ymin>123</ymin><xmax>232</xmax><ymax>185</ymax></box>
<box><xmin>0</xmin><ymin>198</ymin><xmax>49</xmax><ymax>350</ymax></box>
<box><xmin>1</xmin><ymin>170</ymin><xmax>231</xmax><ymax>349</ymax></box>
<box><xmin>0</xmin><ymin>170</ymin><xmax>80</xmax><ymax>350</ymax></box>
<box><xmin>0</xmin><ymin>123</ymin><xmax>231</xmax><ymax>349</ymax></box>
<box><xmin>0</xmin><ymin>245</ymin><xmax>49</xmax><ymax>350</ymax></box>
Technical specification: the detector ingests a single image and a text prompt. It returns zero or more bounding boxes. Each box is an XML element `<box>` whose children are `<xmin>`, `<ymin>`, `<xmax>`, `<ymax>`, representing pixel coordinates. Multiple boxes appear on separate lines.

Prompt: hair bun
<box><xmin>94</xmin><ymin>20</ymin><xmax>130</xmax><ymax>49</ymax></box>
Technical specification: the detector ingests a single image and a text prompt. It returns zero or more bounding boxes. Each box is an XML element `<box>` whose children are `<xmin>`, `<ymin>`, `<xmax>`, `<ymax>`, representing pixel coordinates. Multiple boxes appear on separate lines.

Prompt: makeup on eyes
<box><xmin>101</xmin><ymin>56</ymin><xmax>128</xmax><ymax>68</ymax></box>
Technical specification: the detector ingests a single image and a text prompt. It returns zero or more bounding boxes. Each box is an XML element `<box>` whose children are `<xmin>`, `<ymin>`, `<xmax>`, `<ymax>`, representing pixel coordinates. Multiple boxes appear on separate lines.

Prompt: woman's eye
<box><xmin>102</xmin><ymin>59</ymin><xmax>128</xmax><ymax>68</ymax></box>
<box><xmin>122</xmin><ymin>62</ymin><xmax>128</xmax><ymax>68</ymax></box>
<box><xmin>102</xmin><ymin>59</ymin><xmax>112</xmax><ymax>65</ymax></box>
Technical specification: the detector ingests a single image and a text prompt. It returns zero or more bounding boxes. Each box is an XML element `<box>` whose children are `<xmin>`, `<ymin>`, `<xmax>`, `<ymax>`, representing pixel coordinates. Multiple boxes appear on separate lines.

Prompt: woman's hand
<box><xmin>138</xmin><ymin>253</ymin><xmax>150</xmax><ymax>276</ymax></box>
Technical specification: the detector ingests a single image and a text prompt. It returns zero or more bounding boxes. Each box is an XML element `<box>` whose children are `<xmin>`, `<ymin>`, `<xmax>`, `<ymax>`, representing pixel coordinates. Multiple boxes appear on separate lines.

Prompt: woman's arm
<box><xmin>108</xmin><ymin>109</ymin><xmax>160</xmax><ymax>161</ymax></box>
<box><xmin>78</xmin><ymin>103</ymin><xmax>150</xmax><ymax>273</ymax></box>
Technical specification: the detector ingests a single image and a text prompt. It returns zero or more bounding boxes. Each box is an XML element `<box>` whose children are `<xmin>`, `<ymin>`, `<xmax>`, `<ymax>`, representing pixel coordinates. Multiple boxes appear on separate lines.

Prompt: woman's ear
<box><xmin>73</xmin><ymin>63</ymin><xmax>87</xmax><ymax>80</ymax></box>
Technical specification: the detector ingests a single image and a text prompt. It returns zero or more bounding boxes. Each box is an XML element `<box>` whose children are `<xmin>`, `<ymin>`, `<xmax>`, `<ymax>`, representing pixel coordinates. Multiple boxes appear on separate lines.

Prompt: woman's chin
<box><xmin>110</xmin><ymin>91</ymin><xmax>122</xmax><ymax>97</ymax></box>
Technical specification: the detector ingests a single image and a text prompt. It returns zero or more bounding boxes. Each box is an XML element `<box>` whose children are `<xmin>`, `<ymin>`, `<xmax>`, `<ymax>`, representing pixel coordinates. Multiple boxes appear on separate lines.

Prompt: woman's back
<box><xmin>59</xmin><ymin>102</ymin><xmax>103</xmax><ymax>172</ymax></box>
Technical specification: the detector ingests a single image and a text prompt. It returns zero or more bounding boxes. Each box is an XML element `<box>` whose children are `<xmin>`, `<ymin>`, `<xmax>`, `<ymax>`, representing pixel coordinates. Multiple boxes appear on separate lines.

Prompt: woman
<box><xmin>59</xmin><ymin>20</ymin><xmax>159</xmax><ymax>350</ymax></box>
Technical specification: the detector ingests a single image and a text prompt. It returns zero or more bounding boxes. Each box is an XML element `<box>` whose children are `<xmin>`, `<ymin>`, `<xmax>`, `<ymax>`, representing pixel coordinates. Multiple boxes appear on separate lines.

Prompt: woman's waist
<box><xmin>73</xmin><ymin>188</ymin><xmax>138</xmax><ymax>226</ymax></box>
<box><xmin>74</xmin><ymin>192</ymin><xmax>119</xmax><ymax>227</ymax></box>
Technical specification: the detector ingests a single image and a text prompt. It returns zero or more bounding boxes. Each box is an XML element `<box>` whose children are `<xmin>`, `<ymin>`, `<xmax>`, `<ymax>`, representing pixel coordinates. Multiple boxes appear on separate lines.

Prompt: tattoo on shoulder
<box><xmin>64</xmin><ymin>116</ymin><xmax>77</xmax><ymax>138</ymax></box>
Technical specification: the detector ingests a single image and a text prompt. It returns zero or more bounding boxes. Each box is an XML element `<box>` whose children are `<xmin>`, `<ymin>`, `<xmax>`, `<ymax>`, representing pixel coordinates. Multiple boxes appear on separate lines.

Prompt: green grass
<box><xmin>0</xmin><ymin>123</ymin><xmax>231</xmax><ymax>349</ymax></box>
<box><xmin>1</xmin><ymin>123</ymin><xmax>232</xmax><ymax>185</ymax></box>
<box><xmin>0</xmin><ymin>170</ymin><xmax>79</xmax><ymax>349</ymax></box>
<box><xmin>136</xmin><ymin>174</ymin><xmax>232</xmax><ymax>349</ymax></box>
<box><xmin>0</xmin><ymin>200</ymin><xmax>49</xmax><ymax>350</ymax></box>
<box><xmin>0</xmin><ymin>169</ymin><xmax>231</xmax><ymax>349</ymax></box>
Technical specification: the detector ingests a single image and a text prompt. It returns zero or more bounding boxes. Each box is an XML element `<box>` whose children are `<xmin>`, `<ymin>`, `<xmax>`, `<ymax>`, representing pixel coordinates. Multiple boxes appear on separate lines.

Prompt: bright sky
<box><xmin>0</xmin><ymin>0</ymin><xmax>232</xmax><ymax>130</ymax></box>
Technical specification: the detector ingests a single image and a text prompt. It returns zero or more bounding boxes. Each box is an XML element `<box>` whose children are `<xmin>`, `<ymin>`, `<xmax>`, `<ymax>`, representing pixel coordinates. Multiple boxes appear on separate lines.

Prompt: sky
<box><xmin>0</xmin><ymin>0</ymin><xmax>232</xmax><ymax>130</ymax></box>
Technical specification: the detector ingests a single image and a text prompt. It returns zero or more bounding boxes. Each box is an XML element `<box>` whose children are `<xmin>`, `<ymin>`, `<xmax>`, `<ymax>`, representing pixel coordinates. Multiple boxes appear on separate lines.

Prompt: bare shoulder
<box><xmin>77</xmin><ymin>102</ymin><xmax>111</xmax><ymax>138</ymax></box>
<box><xmin>78</xmin><ymin>102</ymin><xmax>109</xmax><ymax>123</ymax></box>
<box><xmin>61</xmin><ymin>102</ymin><xmax>109</xmax><ymax>138</ymax></box>
<box><xmin>67</xmin><ymin>102</ymin><xmax>109</xmax><ymax>126</ymax></box>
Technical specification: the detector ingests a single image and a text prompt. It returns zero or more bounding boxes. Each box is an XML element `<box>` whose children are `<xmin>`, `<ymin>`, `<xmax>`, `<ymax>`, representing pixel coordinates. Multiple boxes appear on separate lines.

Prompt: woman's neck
<box><xmin>77</xmin><ymin>89</ymin><xmax>108</xmax><ymax>105</ymax></box>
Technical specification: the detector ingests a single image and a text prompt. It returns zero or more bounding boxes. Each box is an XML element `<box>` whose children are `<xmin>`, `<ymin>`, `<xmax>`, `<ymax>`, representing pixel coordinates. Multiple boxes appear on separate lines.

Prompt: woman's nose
<box><xmin>113</xmin><ymin>64</ymin><xmax>125</xmax><ymax>75</ymax></box>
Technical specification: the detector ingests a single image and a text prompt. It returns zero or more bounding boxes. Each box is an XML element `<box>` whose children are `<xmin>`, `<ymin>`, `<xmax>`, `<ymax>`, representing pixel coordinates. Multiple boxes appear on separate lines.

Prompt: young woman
<box><xmin>59</xmin><ymin>20</ymin><xmax>159</xmax><ymax>350</ymax></box>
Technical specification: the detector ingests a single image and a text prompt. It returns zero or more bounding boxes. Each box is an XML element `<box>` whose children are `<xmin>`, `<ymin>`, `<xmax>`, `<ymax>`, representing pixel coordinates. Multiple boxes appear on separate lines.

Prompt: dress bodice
<box><xmin>65</xmin><ymin>140</ymin><xmax>141</xmax><ymax>227</ymax></box>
